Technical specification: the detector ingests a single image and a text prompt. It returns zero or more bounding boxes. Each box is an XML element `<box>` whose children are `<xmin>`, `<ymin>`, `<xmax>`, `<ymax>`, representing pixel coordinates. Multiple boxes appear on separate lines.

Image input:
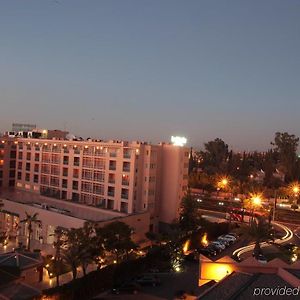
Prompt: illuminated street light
<box><xmin>252</xmin><ymin>195</ymin><xmax>262</xmax><ymax>206</ymax></box>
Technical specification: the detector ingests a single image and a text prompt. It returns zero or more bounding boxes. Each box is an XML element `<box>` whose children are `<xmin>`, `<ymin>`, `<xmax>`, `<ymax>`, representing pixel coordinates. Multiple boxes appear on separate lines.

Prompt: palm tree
<box><xmin>20</xmin><ymin>212</ymin><xmax>41</xmax><ymax>251</ymax></box>
<box><xmin>246</xmin><ymin>217</ymin><xmax>272</xmax><ymax>257</ymax></box>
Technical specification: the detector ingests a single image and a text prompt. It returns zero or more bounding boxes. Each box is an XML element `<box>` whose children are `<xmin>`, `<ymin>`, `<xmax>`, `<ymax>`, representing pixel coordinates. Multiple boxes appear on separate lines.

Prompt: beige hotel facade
<box><xmin>0</xmin><ymin>134</ymin><xmax>189</xmax><ymax>251</ymax></box>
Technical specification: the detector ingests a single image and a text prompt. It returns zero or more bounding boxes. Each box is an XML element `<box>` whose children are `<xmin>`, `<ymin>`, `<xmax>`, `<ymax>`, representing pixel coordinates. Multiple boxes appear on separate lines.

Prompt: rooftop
<box><xmin>0</xmin><ymin>189</ymin><xmax>126</xmax><ymax>222</ymax></box>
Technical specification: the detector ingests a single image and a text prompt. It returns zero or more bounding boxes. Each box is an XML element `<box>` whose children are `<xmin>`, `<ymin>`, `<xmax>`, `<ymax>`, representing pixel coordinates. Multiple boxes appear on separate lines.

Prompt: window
<box><xmin>18</xmin><ymin>152</ymin><xmax>23</xmax><ymax>160</ymax></box>
<box><xmin>10</xmin><ymin>160</ymin><xmax>16</xmax><ymax>168</ymax></box>
<box><xmin>26</xmin><ymin>153</ymin><xmax>31</xmax><ymax>161</ymax></box>
<box><xmin>9</xmin><ymin>170</ymin><xmax>15</xmax><ymax>178</ymax></box>
<box><xmin>34</xmin><ymin>174</ymin><xmax>39</xmax><ymax>183</ymax></box>
<box><xmin>73</xmin><ymin>169</ymin><xmax>79</xmax><ymax>178</ymax></box>
<box><xmin>108</xmin><ymin>173</ymin><xmax>115</xmax><ymax>184</ymax></box>
<box><xmin>82</xmin><ymin>181</ymin><xmax>93</xmax><ymax>193</ymax></box>
<box><xmin>34</xmin><ymin>164</ymin><xmax>39</xmax><ymax>172</ymax></box>
<box><xmin>35</xmin><ymin>153</ymin><xmax>40</xmax><ymax>161</ymax></box>
<box><xmin>109</xmin><ymin>160</ymin><xmax>116</xmax><ymax>171</ymax></box>
<box><xmin>26</xmin><ymin>162</ymin><xmax>30</xmax><ymax>171</ymax></box>
<box><xmin>62</xmin><ymin>179</ymin><xmax>68</xmax><ymax>188</ymax></box>
<box><xmin>122</xmin><ymin>162</ymin><xmax>130</xmax><ymax>172</ymax></box>
<box><xmin>63</xmin><ymin>168</ymin><xmax>68</xmax><ymax>177</ymax></box>
<box><xmin>10</xmin><ymin>151</ymin><xmax>16</xmax><ymax>159</ymax></box>
<box><xmin>25</xmin><ymin>173</ymin><xmax>30</xmax><ymax>182</ymax></box>
<box><xmin>93</xmin><ymin>183</ymin><xmax>104</xmax><ymax>195</ymax></box>
<box><xmin>63</xmin><ymin>156</ymin><xmax>69</xmax><ymax>165</ymax></box>
<box><xmin>74</xmin><ymin>157</ymin><xmax>80</xmax><ymax>166</ymax></box>
<box><xmin>72</xmin><ymin>181</ymin><xmax>78</xmax><ymax>190</ymax></box>
<box><xmin>107</xmin><ymin>186</ymin><xmax>115</xmax><ymax>197</ymax></box>
<box><xmin>94</xmin><ymin>158</ymin><xmax>105</xmax><ymax>169</ymax></box>
<box><xmin>17</xmin><ymin>172</ymin><xmax>22</xmax><ymax>180</ymax></box>
<box><xmin>94</xmin><ymin>171</ymin><xmax>105</xmax><ymax>182</ymax></box>
<box><xmin>121</xmin><ymin>188</ymin><xmax>129</xmax><ymax>199</ymax></box>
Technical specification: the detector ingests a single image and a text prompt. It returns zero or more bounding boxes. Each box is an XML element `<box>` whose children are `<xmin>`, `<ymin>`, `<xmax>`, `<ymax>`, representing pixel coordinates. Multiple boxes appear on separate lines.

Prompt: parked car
<box><xmin>219</xmin><ymin>235</ymin><xmax>236</xmax><ymax>243</ymax></box>
<box><xmin>217</xmin><ymin>237</ymin><xmax>230</xmax><ymax>246</ymax></box>
<box><xmin>111</xmin><ymin>282</ymin><xmax>141</xmax><ymax>294</ymax></box>
<box><xmin>198</xmin><ymin>247</ymin><xmax>217</xmax><ymax>257</ymax></box>
<box><xmin>135</xmin><ymin>275</ymin><xmax>161</xmax><ymax>286</ymax></box>
<box><xmin>256</xmin><ymin>254</ymin><xmax>267</xmax><ymax>264</ymax></box>
<box><xmin>222</xmin><ymin>234</ymin><xmax>237</xmax><ymax>241</ymax></box>
<box><xmin>227</xmin><ymin>232</ymin><xmax>239</xmax><ymax>238</ymax></box>
<box><xmin>210</xmin><ymin>241</ymin><xmax>226</xmax><ymax>250</ymax></box>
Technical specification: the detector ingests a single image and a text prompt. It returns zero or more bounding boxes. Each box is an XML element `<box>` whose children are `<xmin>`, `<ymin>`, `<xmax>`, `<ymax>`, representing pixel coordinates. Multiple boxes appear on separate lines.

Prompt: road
<box><xmin>232</xmin><ymin>221</ymin><xmax>294</xmax><ymax>259</ymax></box>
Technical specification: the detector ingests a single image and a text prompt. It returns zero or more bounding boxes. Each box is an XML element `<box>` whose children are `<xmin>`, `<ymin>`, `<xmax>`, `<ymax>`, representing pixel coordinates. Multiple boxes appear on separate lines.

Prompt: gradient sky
<box><xmin>0</xmin><ymin>0</ymin><xmax>299</xmax><ymax>150</ymax></box>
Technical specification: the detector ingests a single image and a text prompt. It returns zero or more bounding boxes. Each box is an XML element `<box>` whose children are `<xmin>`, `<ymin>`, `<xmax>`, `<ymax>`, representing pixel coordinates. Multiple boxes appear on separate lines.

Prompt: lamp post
<box><xmin>250</xmin><ymin>194</ymin><xmax>262</xmax><ymax>222</ymax></box>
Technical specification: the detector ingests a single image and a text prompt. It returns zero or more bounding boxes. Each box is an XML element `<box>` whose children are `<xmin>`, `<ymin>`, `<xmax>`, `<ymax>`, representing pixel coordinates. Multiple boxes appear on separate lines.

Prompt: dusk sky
<box><xmin>0</xmin><ymin>1</ymin><xmax>299</xmax><ymax>151</ymax></box>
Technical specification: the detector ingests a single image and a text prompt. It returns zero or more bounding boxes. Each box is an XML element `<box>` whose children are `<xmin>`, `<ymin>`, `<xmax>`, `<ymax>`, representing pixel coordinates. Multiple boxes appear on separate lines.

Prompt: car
<box><xmin>227</xmin><ymin>232</ymin><xmax>239</xmax><ymax>238</ymax></box>
<box><xmin>220</xmin><ymin>235</ymin><xmax>236</xmax><ymax>243</ymax></box>
<box><xmin>208</xmin><ymin>243</ymin><xmax>223</xmax><ymax>253</ymax></box>
<box><xmin>256</xmin><ymin>254</ymin><xmax>267</xmax><ymax>264</ymax></box>
<box><xmin>222</xmin><ymin>234</ymin><xmax>237</xmax><ymax>241</ymax></box>
<box><xmin>211</xmin><ymin>241</ymin><xmax>226</xmax><ymax>250</ymax></box>
<box><xmin>217</xmin><ymin>237</ymin><xmax>230</xmax><ymax>246</ymax></box>
<box><xmin>111</xmin><ymin>282</ymin><xmax>142</xmax><ymax>294</ymax></box>
<box><xmin>135</xmin><ymin>275</ymin><xmax>161</xmax><ymax>286</ymax></box>
<box><xmin>198</xmin><ymin>247</ymin><xmax>217</xmax><ymax>257</ymax></box>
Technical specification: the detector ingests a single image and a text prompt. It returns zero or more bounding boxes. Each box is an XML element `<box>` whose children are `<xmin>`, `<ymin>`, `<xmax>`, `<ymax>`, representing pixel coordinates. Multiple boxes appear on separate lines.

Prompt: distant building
<box><xmin>0</xmin><ymin>138</ymin><xmax>16</xmax><ymax>188</ymax></box>
<box><xmin>12</xmin><ymin>123</ymin><xmax>36</xmax><ymax>132</ymax></box>
<box><xmin>47</xmin><ymin>129</ymin><xmax>69</xmax><ymax>140</ymax></box>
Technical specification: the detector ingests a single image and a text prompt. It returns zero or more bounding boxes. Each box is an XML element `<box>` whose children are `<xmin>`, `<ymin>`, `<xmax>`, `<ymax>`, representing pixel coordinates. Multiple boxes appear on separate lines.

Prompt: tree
<box><xmin>61</xmin><ymin>228</ymin><xmax>81</xmax><ymax>280</ymax></box>
<box><xmin>272</xmin><ymin>132</ymin><xmax>299</xmax><ymax>182</ymax></box>
<box><xmin>245</xmin><ymin>217</ymin><xmax>272</xmax><ymax>257</ymax></box>
<box><xmin>20</xmin><ymin>212</ymin><xmax>41</xmax><ymax>251</ymax></box>
<box><xmin>179</xmin><ymin>190</ymin><xmax>200</xmax><ymax>233</ymax></box>
<box><xmin>50</xmin><ymin>227</ymin><xmax>67</xmax><ymax>287</ymax></box>
<box><xmin>97</xmin><ymin>222</ymin><xmax>137</xmax><ymax>263</ymax></box>
<box><xmin>200</xmin><ymin>138</ymin><xmax>229</xmax><ymax>174</ymax></box>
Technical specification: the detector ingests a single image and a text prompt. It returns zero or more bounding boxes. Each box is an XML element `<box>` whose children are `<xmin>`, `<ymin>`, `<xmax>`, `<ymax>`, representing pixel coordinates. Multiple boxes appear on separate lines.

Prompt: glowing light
<box><xmin>221</xmin><ymin>179</ymin><xmax>228</xmax><ymax>186</ymax></box>
<box><xmin>201</xmin><ymin>263</ymin><xmax>233</xmax><ymax>282</ymax></box>
<box><xmin>201</xmin><ymin>233</ymin><xmax>209</xmax><ymax>247</ymax></box>
<box><xmin>175</xmin><ymin>266</ymin><xmax>181</xmax><ymax>272</ymax></box>
<box><xmin>183</xmin><ymin>240</ymin><xmax>190</xmax><ymax>255</ymax></box>
<box><xmin>113</xmin><ymin>260</ymin><xmax>117</xmax><ymax>264</ymax></box>
<box><xmin>251</xmin><ymin>194</ymin><xmax>262</xmax><ymax>206</ymax></box>
<box><xmin>171</xmin><ymin>136</ymin><xmax>187</xmax><ymax>146</ymax></box>
<box><xmin>45</xmin><ymin>264</ymin><xmax>50</xmax><ymax>268</ymax></box>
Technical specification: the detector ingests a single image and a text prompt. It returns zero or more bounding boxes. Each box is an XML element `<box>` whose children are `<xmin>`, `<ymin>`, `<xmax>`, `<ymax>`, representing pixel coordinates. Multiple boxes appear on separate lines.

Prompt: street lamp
<box><xmin>249</xmin><ymin>193</ymin><xmax>262</xmax><ymax>222</ymax></box>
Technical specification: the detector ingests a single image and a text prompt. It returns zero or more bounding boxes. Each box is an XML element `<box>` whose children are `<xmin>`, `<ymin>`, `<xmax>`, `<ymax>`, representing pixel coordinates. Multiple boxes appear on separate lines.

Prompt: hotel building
<box><xmin>0</xmin><ymin>134</ymin><xmax>189</xmax><ymax>251</ymax></box>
